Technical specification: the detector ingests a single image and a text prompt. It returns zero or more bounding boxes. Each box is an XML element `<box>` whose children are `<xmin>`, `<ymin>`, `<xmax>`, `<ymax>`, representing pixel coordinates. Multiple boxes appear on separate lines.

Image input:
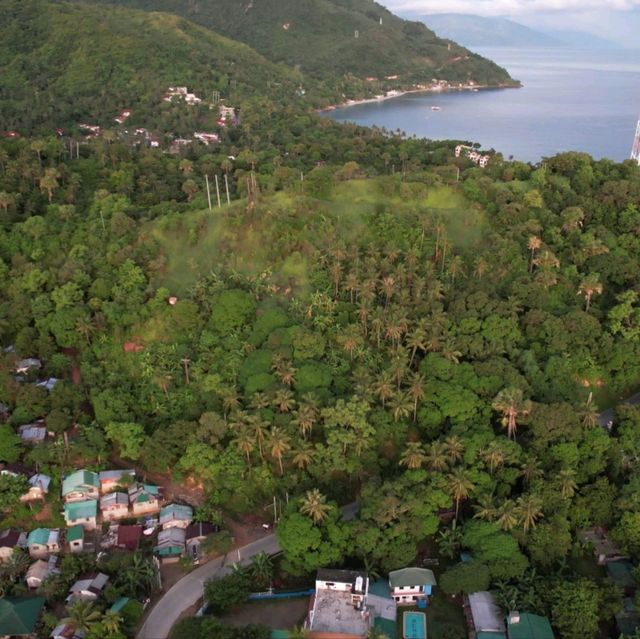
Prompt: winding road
<box><xmin>137</xmin><ymin>502</ymin><xmax>359</xmax><ymax>639</ymax></box>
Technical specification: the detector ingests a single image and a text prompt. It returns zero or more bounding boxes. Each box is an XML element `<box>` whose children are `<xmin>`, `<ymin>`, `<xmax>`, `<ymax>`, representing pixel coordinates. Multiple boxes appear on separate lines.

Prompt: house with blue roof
<box><xmin>159</xmin><ymin>504</ymin><xmax>193</xmax><ymax>529</ymax></box>
<box><xmin>27</xmin><ymin>528</ymin><xmax>60</xmax><ymax>558</ymax></box>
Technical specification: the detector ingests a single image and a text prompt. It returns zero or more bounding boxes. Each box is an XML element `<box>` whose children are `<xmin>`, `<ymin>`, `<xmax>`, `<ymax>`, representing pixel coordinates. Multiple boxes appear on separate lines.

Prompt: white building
<box><xmin>388</xmin><ymin>567</ymin><xmax>437</xmax><ymax>605</ymax></box>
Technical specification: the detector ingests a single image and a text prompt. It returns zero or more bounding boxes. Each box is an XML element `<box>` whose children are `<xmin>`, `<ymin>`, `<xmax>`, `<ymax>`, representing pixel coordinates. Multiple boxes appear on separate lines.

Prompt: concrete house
<box><xmin>128</xmin><ymin>484</ymin><xmax>161</xmax><ymax>516</ymax></box>
<box><xmin>100</xmin><ymin>492</ymin><xmax>129</xmax><ymax>521</ymax></box>
<box><xmin>20</xmin><ymin>473</ymin><xmax>51</xmax><ymax>503</ymax></box>
<box><xmin>14</xmin><ymin>358</ymin><xmax>41</xmax><ymax>374</ymax></box>
<box><xmin>0</xmin><ymin>528</ymin><xmax>26</xmax><ymax>563</ymax></box>
<box><xmin>64</xmin><ymin>500</ymin><xmax>97</xmax><ymax>530</ymax></box>
<box><xmin>66</xmin><ymin>525</ymin><xmax>85</xmax><ymax>553</ymax></box>
<box><xmin>159</xmin><ymin>504</ymin><xmax>193</xmax><ymax>529</ymax></box>
<box><xmin>25</xmin><ymin>557</ymin><xmax>57</xmax><ymax>589</ymax></box>
<box><xmin>307</xmin><ymin>569</ymin><xmax>371</xmax><ymax>637</ymax></box>
<box><xmin>389</xmin><ymin>567</ymin><xmax>437</xmax><ymax>605</ymax></box>
<box><xmin>62</xmin><ymin>470</ymin><xmax>99</xmax><ymax>502</ymax></box>
<box><xmin>98</xmin><ymin>469</ymin><xmax>135</xmax><ymax>494</ymax></box>
<box><xmin>154</xmin><ymin>527</ymin><xmax>186</xmax><ymax>559</ymax></box>
<box><xmin>67</xmin><ymin>572</ymin><xmax>109</xmax><ymax>603</ymax></box>
<box><xmin>27</xmin><ymin>528</ymin><xmax>60</xmax><ymax>558</ymax></box>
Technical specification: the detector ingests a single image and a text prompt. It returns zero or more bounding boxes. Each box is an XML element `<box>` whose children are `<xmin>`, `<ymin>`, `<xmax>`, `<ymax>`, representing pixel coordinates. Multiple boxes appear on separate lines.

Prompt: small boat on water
<box><xmin>431</xmin><ymin>106</ymin><xmax>441</xmax><ymax>111</ymax></box>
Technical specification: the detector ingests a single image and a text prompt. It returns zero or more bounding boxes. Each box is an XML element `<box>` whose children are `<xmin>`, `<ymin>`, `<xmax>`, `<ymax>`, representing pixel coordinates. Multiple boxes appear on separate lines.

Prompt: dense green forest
<box><xmin>89</xmin><ymin>0</ymin><xmax>515</xmax><ymax>85</ymax></box>
<box><xmin>0</xmin><ymin>0</ymin><xmax>306</xmax><ymax>133</ymax></box>
<box><xmin>2</xmin><ymin>96</ymin><xmax>640</xmax><ymax>636</ymax></box>
<box><xmin>2</xmin><ymin>2</ymin><xmax>640</xmax><ymax>637</ymax></box>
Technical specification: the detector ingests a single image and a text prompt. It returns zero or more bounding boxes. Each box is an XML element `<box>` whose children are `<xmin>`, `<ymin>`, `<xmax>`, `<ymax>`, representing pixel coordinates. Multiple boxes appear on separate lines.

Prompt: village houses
<box><xmin>27</xmin><ymin>528</ymin><xmax>60</xmax><ymax>559</ymax></box>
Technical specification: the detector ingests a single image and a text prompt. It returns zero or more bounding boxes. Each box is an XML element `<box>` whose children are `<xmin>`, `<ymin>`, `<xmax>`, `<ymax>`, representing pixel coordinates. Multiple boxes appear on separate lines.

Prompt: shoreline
<box><xmin>316</xmin><ymin>82</ymin><xmax>521</xmax><ymax>113</ymax></box>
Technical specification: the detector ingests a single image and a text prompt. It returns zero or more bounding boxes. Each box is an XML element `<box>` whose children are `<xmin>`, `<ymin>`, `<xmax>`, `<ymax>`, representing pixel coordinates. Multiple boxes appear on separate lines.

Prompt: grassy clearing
<box><xmin>149</xmin><ymin>180</ymin><xmax>479</xmax><ymax>297</ymax></box>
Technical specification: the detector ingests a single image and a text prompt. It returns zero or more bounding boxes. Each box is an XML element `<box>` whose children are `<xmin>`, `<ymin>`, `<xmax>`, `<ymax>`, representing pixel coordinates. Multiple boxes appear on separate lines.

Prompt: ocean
<box><xmin>323</xmin><ymin>47</ymin><xmax>640</xmax><ymax>164</ymax></box>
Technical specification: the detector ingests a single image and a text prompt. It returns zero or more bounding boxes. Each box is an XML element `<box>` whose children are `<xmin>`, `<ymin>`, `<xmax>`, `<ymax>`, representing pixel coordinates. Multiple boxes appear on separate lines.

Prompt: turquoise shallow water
<box><xmin>324</xmin><ymin>47</ymin><xmax>640</xmax><ymax>163</ymax></box>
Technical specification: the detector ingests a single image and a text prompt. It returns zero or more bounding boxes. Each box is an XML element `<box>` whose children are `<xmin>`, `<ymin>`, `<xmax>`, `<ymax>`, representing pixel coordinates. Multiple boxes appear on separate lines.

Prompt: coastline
<box><xmin>316</xmin><ymin>82</ymin><xmax>521</xmax><ymax>113</ymax></box>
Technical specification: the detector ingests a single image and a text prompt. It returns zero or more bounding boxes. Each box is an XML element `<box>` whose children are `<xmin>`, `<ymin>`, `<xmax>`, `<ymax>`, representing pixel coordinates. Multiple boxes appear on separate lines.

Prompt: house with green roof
<box><xmin>62</xmin><ymin>470</ymin><xmax>99</xmax><ymax>502</ymax></box>
<box><xmin>159</xmin><ymin>504</ymin><xmax>193</xmax><ymax>529</ymax></box>
<box><xmin>507</xmin><ymin>612</ymin><xmax>554</xmax><ymax>639</ymax></box>
<box><xmin>129</xmin><ymin>483</ymin><xmax>162</xmax><ymax>516</ymax></box>
<box><xmin>26</xmin><ymin>528</ymin><xmax>60</xmax><ymax>558</ymax></box>
<box><xmin>66</xmin><ymin>525</ymin><xmax>85</xmax><ymax>553</ymax></box>
<box><xmin>64</xmin><ymin>500</ymin><xmax>97</xmax><ymax>530</ymax></box>
<box><xmin>0</xmin><ymin>596</ymin><xmax>45</xmax><ymax>637</ymax></box>
<box><xmin>388</xmin><ymin>567</ymin><xmax>437</xmax><ymax>605</ymax></box>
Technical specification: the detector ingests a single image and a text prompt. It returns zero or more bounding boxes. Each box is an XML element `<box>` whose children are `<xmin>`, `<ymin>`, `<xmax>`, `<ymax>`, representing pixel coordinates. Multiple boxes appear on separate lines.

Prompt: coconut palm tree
<box><xmin>425</xmin><ymin>442</ymin><xmax>449</xmax><ymax>472</ymax></box>
<box><xmin>102</xmin><ymin>610</ymin><xmax>122</xmax><ymax>635</ymax></box>
<box><xmin>407</xmin><ymin>327</ymin><xmax>427</xmax><ymax>367</ymax></box>
<box><xmin>480</xmin><ymin>442</ymin><xmax>508</xmax><ymax>474</ymax></box>
<box><xmin>443</xmin><ymin>435</ymin><xmax>465</xmax><ymax>465</ymax></box>
<box><xmin>63</xmin><ymin>601</ymin><xmax>102</xmax><ymax>633</ymax></box>
<box><xmin>407</xmin><ymin>372</ymin><xmax>425</xmax><ymax>422</ymax></box>
<box><xmin>558</xmin><ymin>468</ymin><xmax>578</xmax><ymax>499</ymax></box>
<box><xmin>492</xmin><ymin>387</ymin><xmax>532</xmax><ymax>440</ymax></box>
<box><xmin>389</xmin><ymin>392</ymin><xmax>413</xmax><ymax>423</ymax></box>
<box><xmin>399</xmin><ymin>442</ymin><xmax>426</xmax><ymax>470</ymax></box>
<box><xmin>234</xmin><ymin>430</ymin><xmax>255</xmax><ymax>467</ymax></box>
<box><xmin>473</xmin><ymin>495</ymin><xmax>498</xmax><ymax>522</ymax></box>
<box><xmin>299</xmin><ymin>488</ymin><xmax>333</xmax><ymax>524</ymax></box>
<box><xmin>247</xmin><ymin>414</ymin><xmax>269</xmax><ymax>460</ymax></box>
<box><xmin>520</xmin><ymin>457</ymin><xmax>543</xmax><ymax>486</ymax></box>
<box><xmin>249</xmin><ymin>392</ymin><xmax>271</xmax><ymax>410</ymax></box>
<box><xmin>578</xmin><ymin>274</ymin><xmax>603</xmax><ymax>311</ymax></box>
<box><xmin>516</xmin><ymin>494</ymin><xmax>543</xmax><ymax>533</ymax></box>
<box><xmin>291</xmin><ymin>405</ymin><xmax>317</xmax><ymax>439</ymax></box>
<box><xmin>291</xmin><ymin>444</ymin><xmax>314</xmax><ymax>470</ymax></box>
<box><xmin>373</xmin><ymin>374</ymin><xmax>394</xmax><ymax>408</ymax></box>
<box><xmin>268</xmin><ymin>426</ymin><xmax>291</xmax><ymax>475</ymax></box>
<box><xmin>496</xmin><ymin>499</ymin><xmax>519</xmax><ymax>531</ymax></box>
<box><xmin>273</xmin><ymin>388</ymin><xmax>296</xmax><ymax>413</ymax></box>
<box><xmin>447</xmin><ymin>469</ymin><xmax>475</xmax><ymax>521</ymax></box>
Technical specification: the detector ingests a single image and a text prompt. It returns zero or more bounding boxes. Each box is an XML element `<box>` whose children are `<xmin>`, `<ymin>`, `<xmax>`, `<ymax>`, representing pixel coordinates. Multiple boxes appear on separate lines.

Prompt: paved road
<box><xmin>137</xmin><ymin>502</ymin><xmax>359</xmax><ymax>639</ymax></box>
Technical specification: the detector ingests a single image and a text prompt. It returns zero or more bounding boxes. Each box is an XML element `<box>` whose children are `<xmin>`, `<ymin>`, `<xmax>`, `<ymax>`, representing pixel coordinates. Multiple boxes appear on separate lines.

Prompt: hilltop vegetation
<box><xmin>0</xmin><ymin>0</ymin><xmax>303</xmax><ymax>133</ymax></box>
<box><xmin>3</xmin><ymin>101</ymin><xmax>640</xmax><ymax>635</ymax></box>
<box><xmin>84</xmin><ymin>0</ymin><xmax>517</xmax><ymax>86</ymax></box>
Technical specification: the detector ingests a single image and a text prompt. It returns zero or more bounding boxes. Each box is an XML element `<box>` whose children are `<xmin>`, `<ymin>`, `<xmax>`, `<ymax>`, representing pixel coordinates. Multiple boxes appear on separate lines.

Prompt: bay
<box><xmin>323</xmin><ymin>47</ymin><xmax>640</xmax><ymax>163</ymax></box>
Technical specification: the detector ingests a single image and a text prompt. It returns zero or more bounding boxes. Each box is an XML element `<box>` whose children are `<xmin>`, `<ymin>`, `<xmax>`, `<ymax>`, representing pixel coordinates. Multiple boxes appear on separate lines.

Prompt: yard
<box><xmin>395</xmin><ymin>592</ymin><xmax>466</xmax><ymax>639</ymax></box>
<box><xmin>218</xmin><ymin>596</ymin><xmax>310</xmax><ymax>629</ymax></box>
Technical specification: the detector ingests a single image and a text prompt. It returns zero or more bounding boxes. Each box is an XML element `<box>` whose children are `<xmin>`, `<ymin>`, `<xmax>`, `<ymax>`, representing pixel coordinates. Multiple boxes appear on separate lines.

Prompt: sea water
<box><xmin>324</xmin><ymin>47</ymin><xmax>640</xmax><ymax>163</ymax></box>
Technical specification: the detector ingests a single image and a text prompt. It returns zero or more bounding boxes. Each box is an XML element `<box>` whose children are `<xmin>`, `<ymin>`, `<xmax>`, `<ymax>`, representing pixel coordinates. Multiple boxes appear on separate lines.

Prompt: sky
<box><xmin>384</xmin><ymin>0</ymin><xmax>640</xmax><ymax>44</ymax></box>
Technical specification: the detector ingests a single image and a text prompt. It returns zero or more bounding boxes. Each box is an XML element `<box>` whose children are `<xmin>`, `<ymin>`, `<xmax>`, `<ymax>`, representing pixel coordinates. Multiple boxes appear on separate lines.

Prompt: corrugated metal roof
<box><xmin>389</xmin><ymin>567</ymin><xmax>437</xmax><ymax>588</ymax></box>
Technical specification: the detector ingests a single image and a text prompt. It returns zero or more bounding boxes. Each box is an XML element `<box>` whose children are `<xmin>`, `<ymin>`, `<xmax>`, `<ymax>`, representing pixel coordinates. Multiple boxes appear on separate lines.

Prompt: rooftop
<box><xmin>62</xmin><ymin>470</ymin><xmax>99</xmax><ymax>496</ymax></box>
<box><xmin>29</xmin><ymin>473</ymin><xmax>51</xmax><ymax>491</ymax></box>
<box><xmin>159</xmin><ymin>503</ymin><xmax>192</xmax><ymax>523</ymax></box>
<box><xmin>65</xmin><ymin>500</ymin><xmax>97</xmax><ymax>519</ymax></box>
<box><xmin>469</xmin><ymin>592</ymin><xmax>506</xmax><ymax>634</ymax></box>
<box><xmin>317</xmin><ymin>568</ymin><xmax>367</xmax><ymax>589</ymax></box>
<box><xmin>507</xmin><ymin>613</ymin><xmax>554</xmax><ymax>639</ymax></box>
<box><xmin>0</xmin><ymin>528</ymin><xmax>23</xmax><ymax>548</ymax></box>
<box><xmin>99</xmin><ymin>469</ymin><xmax>135</xmax><ymax>482</ymax></box>
<box><xmin>186</xmin><ymin>522</ymin><xmax>218</xmax><ymax>541</ymax></box>
<box><xmin>116</xmin><ymin>525</ymin><xmax>143</xmax><ymax>550</ymax></box>
<box><xmin>389</xmin><ymin>567</ymin><xmax>437</xmax><ymax>588</ymax></box>
<box><xmin>66</xmin><ymin>525</ymin><xmax>84</xmax><ymax>542</ymax></box>
<box><xmin>100</xmin><ymin>492</ymin><xmax>129</xmax><ymax>507</ymax></box>
<box><xmin>310</xmin><ymin>589</ymin><xmax>370</xmax><ymax>636</ymax></box>
<box><xmin>0</xmin><ymin>596</ymin><xmax>46</xmax><ymax>635</ymax></box>
<box><xmin>27</xmin><ymin>528</ymin><xmax>50</xmax><ymax>546</ymax></box>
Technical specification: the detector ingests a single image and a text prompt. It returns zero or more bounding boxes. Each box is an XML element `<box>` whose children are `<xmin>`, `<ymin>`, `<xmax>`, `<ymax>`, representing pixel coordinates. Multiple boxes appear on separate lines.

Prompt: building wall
<box><xmin>102</xmin><ymin>506</ymin><xmax>129</xmax><ymax>521</ymax></box>
<box><xmin>66</xmin><ymin>516</ymin><xmax>97</xmax><ymax>531</ymax></box>
<box><xmin>316</xmin><ymin>580</ymin><xmax>353</xmax><ymax>592</ymax></box>
<box><xmin>29</xmin><ymin>544</ymin><xmax>48</xmax><ymax>559</ymax></box>
<box><xmin>65</xmin><ymin>488</ymin><xmax>99</xmax><ymax>502</ymax></box>
<box><xmin>162</xmin><ymin>519</ymin><xmax>190</xmax><ymax>530</ymax></box>
<box><xmin>132</xmin><ymin>501</ymin><xmax>159</xmax><ymax>515</ymax></box>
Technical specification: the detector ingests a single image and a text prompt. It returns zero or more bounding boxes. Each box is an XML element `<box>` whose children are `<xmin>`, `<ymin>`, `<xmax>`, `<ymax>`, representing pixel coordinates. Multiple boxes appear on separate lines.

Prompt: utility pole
<box><xmin>204</xmin><ymin>175</ymin><xmax>212</xmax><ymax>211</ymax></box>
<box><xmin>224</xmin><ymin>173</ymin><xmax>231</xmax><ymax>205</ymax></box>
<box><xmin>214</xmin><ymin>174</ymin><xmax>222</xmax><ymax>207</ymax></box>
<box><xmin>181</xmin><ymin>357</ymin><xmax>190</xmax><ymax>384</ymax></box>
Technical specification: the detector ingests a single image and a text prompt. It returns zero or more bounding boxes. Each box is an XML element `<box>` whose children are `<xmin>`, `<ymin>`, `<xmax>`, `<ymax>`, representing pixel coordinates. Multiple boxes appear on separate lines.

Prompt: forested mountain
<box><xmin>420</xmin><ymin>14</ymin><xmax>563</xmax><ymax>48</ymax></box>
<box><xmin>3</xmin><ymin>105</ymin><xmax>640</xmax><ymax>637</ymax></box>
<box><xmin>0</xmin><ymin>0</ymin><xmax>303</xmax><ymax>133</ymax></box>
<box><xmin>80</xmin><ymin>0</ymin><xmax>517</xmax><ymax>86</ymax></box>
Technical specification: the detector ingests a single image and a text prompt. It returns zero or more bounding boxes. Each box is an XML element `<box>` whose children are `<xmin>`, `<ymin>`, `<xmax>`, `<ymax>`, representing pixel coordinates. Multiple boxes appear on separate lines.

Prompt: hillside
<box><xmin>420</xmin><ymin>14</ymin><xmax>563</xmax><ymax>48</ymax></box>
<box><xmin>0</xmin><ymin>0</ymin><xmax>303</xmax><ymax>133</ymax></box>
<box><xmin>82</xmin><ymin>0</ymin><xmax>518</xmax><ymax>87</ymax></box>
<box><xmin>420</xmin><ymin>13</ymin><xmax>618</xmax><ymax>50</ymax></box>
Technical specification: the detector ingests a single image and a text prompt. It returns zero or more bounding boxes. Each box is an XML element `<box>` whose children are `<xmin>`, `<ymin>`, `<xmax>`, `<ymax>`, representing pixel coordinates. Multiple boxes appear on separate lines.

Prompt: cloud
<box><xmin>386</xmin><ymin>0</ymin><xmax>640</xmax><ymax>15</ymax></box>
